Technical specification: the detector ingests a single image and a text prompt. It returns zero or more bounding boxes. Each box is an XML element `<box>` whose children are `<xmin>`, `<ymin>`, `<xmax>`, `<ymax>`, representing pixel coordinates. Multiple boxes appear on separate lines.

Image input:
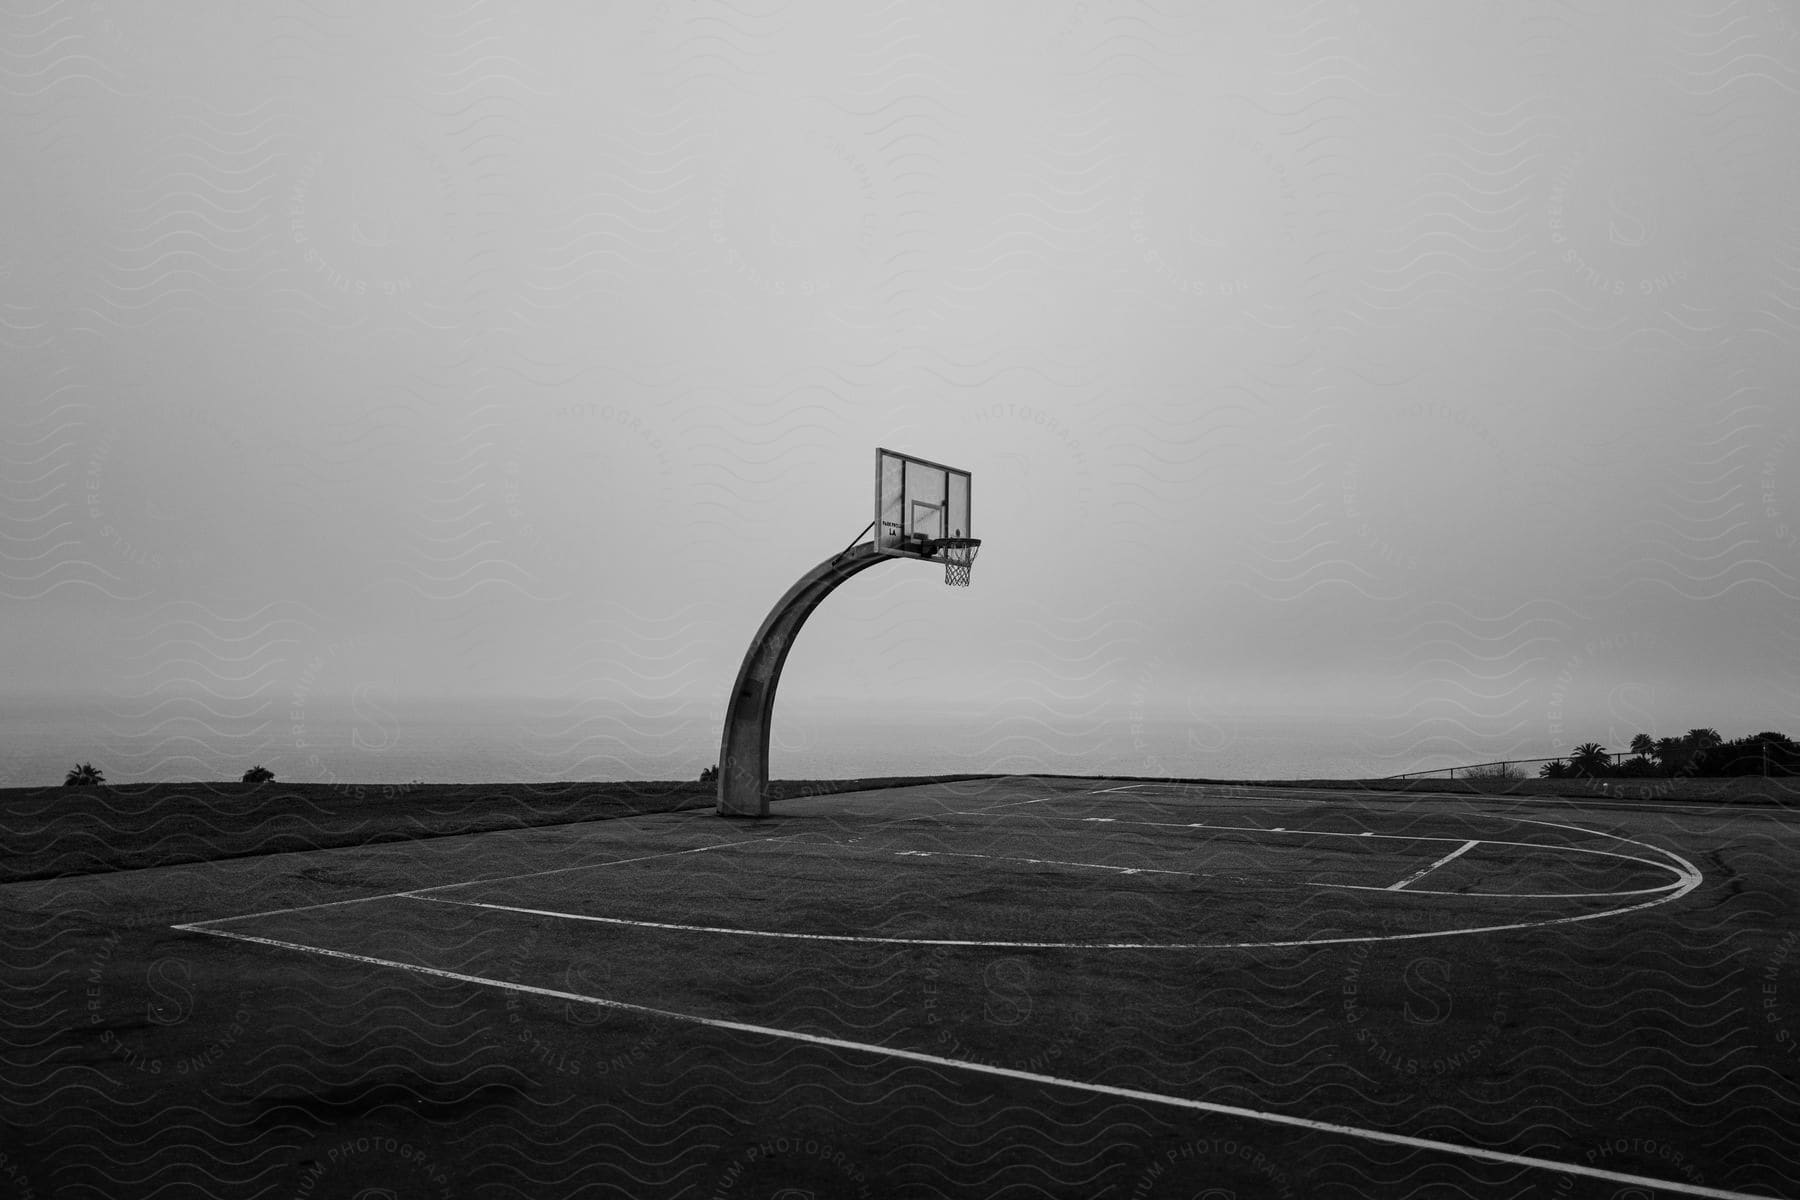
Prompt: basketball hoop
<box><xmin>935</xmin><ymin>536</ymin><xmax>981</xmax><ymax>587</ymax></box>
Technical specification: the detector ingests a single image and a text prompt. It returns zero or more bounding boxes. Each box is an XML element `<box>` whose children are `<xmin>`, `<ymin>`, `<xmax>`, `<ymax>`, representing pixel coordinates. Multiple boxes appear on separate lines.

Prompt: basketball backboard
<box><xmin>875</xmin><ymin>448</ymin><xmax>971</xmax><ymax>559</ymax></box>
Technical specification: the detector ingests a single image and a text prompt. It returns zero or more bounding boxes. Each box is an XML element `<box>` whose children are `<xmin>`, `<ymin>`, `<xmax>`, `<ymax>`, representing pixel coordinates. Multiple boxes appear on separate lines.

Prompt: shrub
<box><xmin>700</xmin><ymin>765</ymin><xmax>718</xmax><ymax>783</ymax></box>
<box><xmin>242</xmin><ymin>765</ymin><xmax>275</xmax><ymax>784</ymax></box>
<box><xmin>1462</xmin><ymin>762</ymin><xmax>1524</xmax><ymax>783</ymax></box>
<box><xmin>1694</xmin><ymin>732</ymin><xmax>1800</xmax><ymax>777</ymax></box>
<box><xmin>63</xmin><ymin>762</ymin><xmax>105</xmax><ymax>787</ymax></box>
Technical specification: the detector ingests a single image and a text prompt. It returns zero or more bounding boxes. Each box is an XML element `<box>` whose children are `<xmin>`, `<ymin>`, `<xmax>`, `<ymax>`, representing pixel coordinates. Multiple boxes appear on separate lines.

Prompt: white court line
<box><xmin>165</xmin><ymin>923</ymin><xmax>1770</xmax><ymax>1200</ymax></box>
<box><xmin>886</xmin><ymin>849</ymin><xmax>1203</xmax><ymax>878</ymax></box>
<box><xmin>179</xmin><ymin>837</ymin><xmax>764</xmax><ymax>927</ymax></box>
<box><xmin>1387</xmin><ymin>840</ymin><xmax>1479</xmax><ymax>890</ymax></box>
<box><xmin>406</xmin><ymin>857</ymin><xmax>1701</xmax><ymax>950</ymax></box>
<box><xmin>1064</xmin><ymin>784</ymin><xmax>1368</xmax><ymax>805</ymax></box>
<box><xmin>760</xmin><ymin>840</ymin><xmax>1670</xmax><ymax>900</ymax></box>
<box><xmin>388</xmin><ymin>812</ymin><xmax>1705</xmax><ymax>951</ymax></box>
<box><xmin>1051</xmin><ymin>780</ymin><xmax>1787</xmax><ymax>818</ymax></box>
<box><xmin>1506</xmin><ymin>814</ymin><xmax>1707</xmax><ymax>875</ymax></box>
<box><xmin>958</xmin><ymin>784</ymin><xmax>1149</xmax><ymax>815</ymax></box>
<box><xmin>1321</xmin><ymin>882</ymin><xmax>1684</xmax><ymax>899</ymax></box>
<box><xmin>1003</xmin><ymin>814</ymin><xmax>1691</xmax><ymax>883</ymax></box>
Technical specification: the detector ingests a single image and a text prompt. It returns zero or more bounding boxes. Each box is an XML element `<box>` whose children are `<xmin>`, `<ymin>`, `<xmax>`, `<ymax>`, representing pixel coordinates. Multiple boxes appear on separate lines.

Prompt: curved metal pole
<box><xmin>718</xmin><ymin>541</ymin><xmax>892</xmax><ymax>817</ymax></box>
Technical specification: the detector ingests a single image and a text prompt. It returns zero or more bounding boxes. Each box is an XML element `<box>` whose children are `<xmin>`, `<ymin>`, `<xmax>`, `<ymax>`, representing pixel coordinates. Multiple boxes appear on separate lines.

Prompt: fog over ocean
<box><xmin>4</xmin><ymin>692</ymin><xmax>1659</xmax><ymax>788</ymax></box>
<box><xmin>6</xmin><ymin>3</ymin><xmax>1800</xmax><ymax>803</ymax></box>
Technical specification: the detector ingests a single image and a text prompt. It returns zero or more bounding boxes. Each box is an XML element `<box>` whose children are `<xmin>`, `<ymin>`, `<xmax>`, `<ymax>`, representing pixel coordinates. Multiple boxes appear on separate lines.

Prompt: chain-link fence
<box><xmin>1387</xmin><ymin>753</ymin><xmax>1635</xmax><ymax>781</ymax></box>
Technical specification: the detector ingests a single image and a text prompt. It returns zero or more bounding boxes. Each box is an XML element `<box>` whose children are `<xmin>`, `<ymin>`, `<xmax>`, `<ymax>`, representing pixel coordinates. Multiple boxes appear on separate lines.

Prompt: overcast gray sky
<box><xmin>4</xmin><ymin>1</ymin><xmax>1799</xmax><ymax>780</ymax></box>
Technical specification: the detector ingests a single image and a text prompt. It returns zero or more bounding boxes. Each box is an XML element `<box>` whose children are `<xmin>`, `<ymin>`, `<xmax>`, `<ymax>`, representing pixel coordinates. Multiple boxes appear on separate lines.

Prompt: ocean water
<box><xmin>1</xmin><ymin>695</ymin><xmax>1450</xmax><ymax>789</ymax></box>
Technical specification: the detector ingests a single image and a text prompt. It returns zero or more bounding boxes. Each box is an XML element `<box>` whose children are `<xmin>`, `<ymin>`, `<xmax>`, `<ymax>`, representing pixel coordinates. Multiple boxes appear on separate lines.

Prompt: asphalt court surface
<box><xmin>185</xmin><ymin>776</ymin><xmax>1700</xmax><ymax>955</ymax></box>
<box><xmin>10</xmin><ymin>775</ymin><xmax>1795</xmax><ymax>1199</ymax></box>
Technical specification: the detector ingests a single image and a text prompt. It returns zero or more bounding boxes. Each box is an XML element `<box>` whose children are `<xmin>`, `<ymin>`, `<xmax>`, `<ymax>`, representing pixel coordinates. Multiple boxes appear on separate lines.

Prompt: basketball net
<box><xmin>940</xmin><ymin>538</ymin><xmax>980</xmax><ymax>587</ymax></box>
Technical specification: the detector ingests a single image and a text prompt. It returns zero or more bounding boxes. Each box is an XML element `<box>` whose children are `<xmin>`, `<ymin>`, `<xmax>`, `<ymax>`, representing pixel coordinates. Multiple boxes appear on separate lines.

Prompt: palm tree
<box><xmin>1569</xmin><ymin>743</ymin><xmax>1610</xmax><ymax>777</ymax></box>
<box><xmin>63</xmin><ymin>762</ymin><xmax>105</xmax><ymax>787</ymax></box>
<box><xmin>1539</xmin><ymin>759</ymin><xmax>1570</xmax><ymax>779</ymax></box>
<box><xmin>1629</xmin><ymin>733</ymin><xmax>1656</xmax><ymax>760</ymax></box>
<box><xmin>1652</xmin><ymin>728</ymin><xmax>1722</xmax><ymax>776</ymax></box>
<box><xmin>1685</xmin><ymin>728</ymin><xmax>1723</xmax><ymax>752</ymax></box>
